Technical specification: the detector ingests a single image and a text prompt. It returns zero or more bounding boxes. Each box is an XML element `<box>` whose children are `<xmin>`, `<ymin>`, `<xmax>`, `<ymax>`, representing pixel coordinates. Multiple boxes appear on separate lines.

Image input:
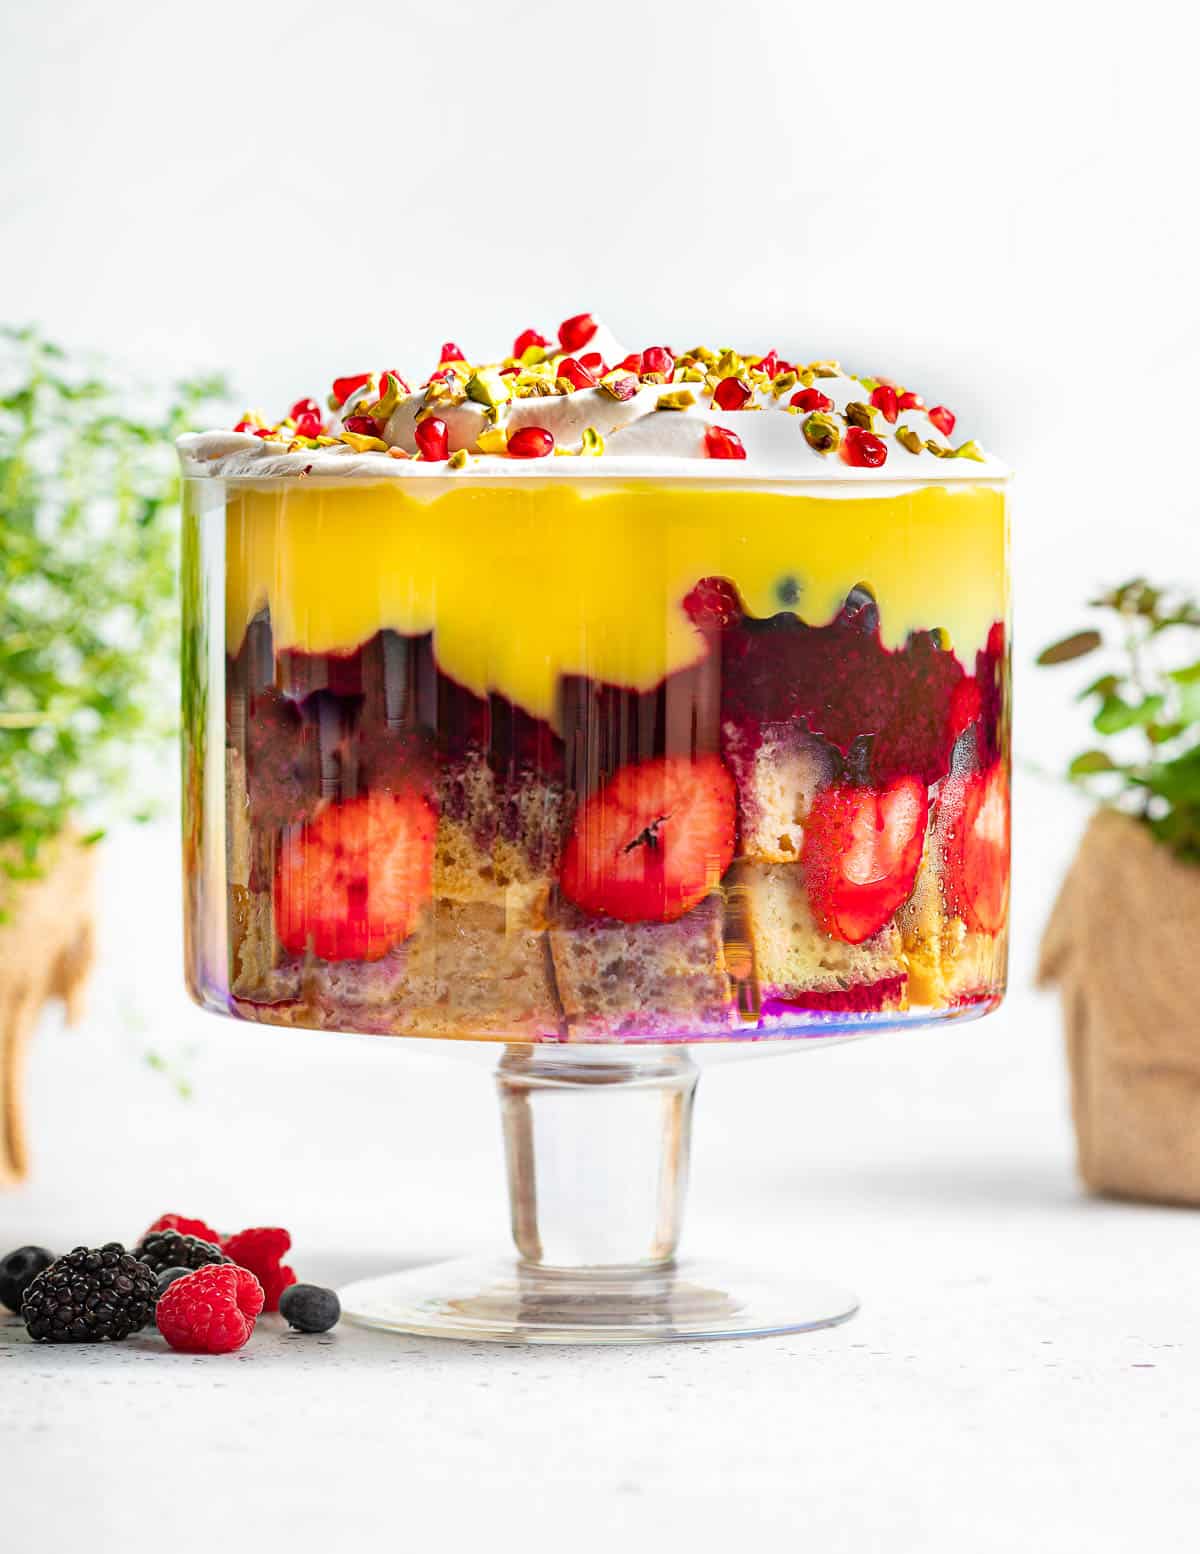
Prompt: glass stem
<box><xmin>497</xmin><ymin>1045</ymin><xmax>699</xmax><ymax>1272</ymax></box>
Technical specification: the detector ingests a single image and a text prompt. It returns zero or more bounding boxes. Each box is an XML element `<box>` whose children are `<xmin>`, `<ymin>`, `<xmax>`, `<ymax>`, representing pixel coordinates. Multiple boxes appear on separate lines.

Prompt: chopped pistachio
<box><xmin>807</xmin><ymin>360</ymin><xmax>840</xmax><ymax>379</ymax></box>
<box><xmin>448</xmin><ymin>449</ymin><xmax>469</xmax><ymax>470</ymax></box>
<box><xmin>466</xmin><ymin>368</ymin><xmax>510</xmax><ymax>408</ymax></box>
<box><xmin>856</xmin><ymin>375</ymin><xmax>879</xmax><ymax>393</ymax></box>
<box><xmin>580</xmin><ymin>427</ymin><xmax>605</xmax><ymax>455</ymax></box>
<box><xmin>772</xmin><ymin>370</ymin><xmax>798</xmax><ymax>396</ymax></box>
<box><xmin>475</xmin><ymin>424</ymin><xmax>508</xmax><ymax>455</ymax></box>
<box><xmin>844</xmin><ymin>401</ymin><xmax>875</xmax><ymax>430</ymax></box>
<box><xmin>716</xmin><ymin>349</ymin><xmax>742</xmax><ymax>377</ymax></box>
<box><xmin>339</xmin><ymin>431</ymin><xmax>390</xmax><ymax>453</ymax></box>
<box><xmin>682</xmin><ymin>365</ymin><xmax>707</xmax><ymax>382</ymax></box>
<box><xmin>689</xmin><ymin>346</ymin><xmax>718</xmax><ymax>366</ymax></box>
<box><xmin>600</xmin><ymin>372</ymin><xmax>639</xmax><ymax>402</ymax></box>
<box><xmin>803</xmin><ymin>412</ymin><xmax>840</xmax><ymax>453</ymax></box>
<box><xmin>519</xmin><ymin>344</ymin><xmax>548</xmax><ymax>367</ymax></box>
<box><xmin>925</xmin><ymin>439</ymin><xmax>953</xmax><ymax>459</ymax></box>
<box><xmin>366</xmin><ymin>371</ymin><xmax>405</xmax><ymax>422</ymax></box>
<box><xmin>640</xmin><ymin>371</ymin><xmax>667</xmax><ymax>386</ymax></box>
<box><xmin>952</xmin><ymin>439</ymin><xmax>985</xmax><ymax>462</ymax></box>
<box><xmin>896</xmin><ymin>426</ymin><xmax>924</xmax><ymax>455</ymax></box>
<box><xmin>657</xmin><ymin>389</ymin><xmax>696</xmax><ymax>411</ymax></box>
<box><xmin>313</xmin><ymin>436</ymin><xmax>339</xmax><ymax>448</ymax></box>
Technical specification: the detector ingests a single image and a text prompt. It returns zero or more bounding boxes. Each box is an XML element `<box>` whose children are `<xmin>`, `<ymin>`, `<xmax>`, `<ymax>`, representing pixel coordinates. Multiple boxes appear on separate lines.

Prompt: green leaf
<box><xmin>1037</xmin><ymin>629</ymin><xmax>1102</xmax><ymax>666</ymax></box>
<box><xmin>1078</xmin><ymin>673</ymin><xmax>1120</xmax><ymax>702</ymax></box>
<box><xmin>1093</xmin><ymin>693</ymin><xmax>1164</xmax><ymax>734</ymax></box>
<box><xmin>1068</xmin><ymin>750</ymin><xmax>1117</xmax><ymax>776</ymax></box>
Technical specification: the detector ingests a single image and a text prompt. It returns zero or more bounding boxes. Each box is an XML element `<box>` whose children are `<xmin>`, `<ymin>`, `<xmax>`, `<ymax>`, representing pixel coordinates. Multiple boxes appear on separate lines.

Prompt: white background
<box><xmin>3</xmin><ymin>2</ymin><xmax>1200</xmax><ymax>1549</ymax></box>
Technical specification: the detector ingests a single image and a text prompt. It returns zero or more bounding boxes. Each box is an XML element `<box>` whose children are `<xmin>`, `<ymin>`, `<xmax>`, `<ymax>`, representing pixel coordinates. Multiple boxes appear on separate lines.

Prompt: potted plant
<box><xmin>1038</xmin><ymin>579</ymin><xmax>1200</xmax><ymax>1204</ymax></box>
<box><xmin>0</xmin><ymin>327</ymin><xmax>223</xmax><ymax>1183</ymax></box>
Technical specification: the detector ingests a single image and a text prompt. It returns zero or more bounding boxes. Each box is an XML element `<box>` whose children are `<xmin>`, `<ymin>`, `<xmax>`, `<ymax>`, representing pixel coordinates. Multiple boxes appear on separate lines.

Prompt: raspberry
<box><xmin>222</xmin><ymin>1226</ymin><xmax>297</xmax><ymax>1312</ymax></box>
<box><xmin>156</xmin><ymin>1265</ymin><xmax>265</xmax><ymax>1354</ymax></box>
<box><xmin>144</xmin><ymin>1213</ymin><xmax>223</xmax><ymax>1248</ymax></box>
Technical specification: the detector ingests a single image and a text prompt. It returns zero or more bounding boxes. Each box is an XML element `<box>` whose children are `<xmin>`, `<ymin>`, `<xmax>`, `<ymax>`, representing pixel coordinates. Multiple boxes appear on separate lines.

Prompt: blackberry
<box><xmin>0</xmin><ymin>1246</ymin><xmax>55</xmax><ymax>1313</ymax></box>
<box><xmin>279</xmin><ymin>1283</ymin><xmax>340</xmax><ymax>1334</ymax></box>
<box><xmin>22</xmin><ymin>1244</ymin><xmax>156</xmax><ymax>1343</ymax></box>
<box><xmin>133</xmin><ymin>1229</ymin><xmax>228</xmax><ymax>1275</ymax></box>
<box><xmin>155</xmin><ymin>1266</ymin><xmax>194</xmax><ymax>1300</ymax></box>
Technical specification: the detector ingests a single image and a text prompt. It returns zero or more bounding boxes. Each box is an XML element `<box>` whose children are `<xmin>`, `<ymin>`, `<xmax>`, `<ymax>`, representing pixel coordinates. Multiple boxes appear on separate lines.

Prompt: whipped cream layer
<box><xmin>179</xmin><ymin>317</ymin><xmax>1006</xmax><ymax>482</ymax></box>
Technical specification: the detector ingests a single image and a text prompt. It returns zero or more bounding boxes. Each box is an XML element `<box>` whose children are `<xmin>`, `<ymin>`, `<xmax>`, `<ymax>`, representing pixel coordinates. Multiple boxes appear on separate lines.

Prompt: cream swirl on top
<box><xmin>178</xmin><ymin>314</ymin><xmax>1004</xmax><ymax>480</ymax></box>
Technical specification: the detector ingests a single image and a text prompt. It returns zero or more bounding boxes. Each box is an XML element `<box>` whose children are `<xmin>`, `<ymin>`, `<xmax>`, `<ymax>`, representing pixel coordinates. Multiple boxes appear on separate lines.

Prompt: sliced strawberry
<box><xmin>275</xmin><ymin>790</ymin><xmax>436</xmax><ymax>961</ymax></box>
<box><xmin>940</xmin><ymin>762</ymin><xmax>1009</xmax><ymax>933</ymax></box>
<box><xmin>803</xmin><ymin>776</ymin><xmax>929</xmax><ymax>944</ymax></box>
<box><xmin>560</xmin><ymin>755</ymin><xmax>736</xmax><ymax>923</ymax></box>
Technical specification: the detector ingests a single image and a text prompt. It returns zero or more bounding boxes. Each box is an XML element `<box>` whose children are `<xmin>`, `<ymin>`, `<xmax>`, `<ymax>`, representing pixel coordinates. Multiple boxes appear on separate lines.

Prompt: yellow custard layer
<box><xmin>224</xmin><ymin>480</ymin><xmax>1007</xmax><ymax>723</ymax></box>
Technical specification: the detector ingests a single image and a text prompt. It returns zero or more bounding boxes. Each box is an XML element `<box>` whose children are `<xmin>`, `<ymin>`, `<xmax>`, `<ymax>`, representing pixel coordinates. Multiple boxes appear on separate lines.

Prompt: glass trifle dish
<box><xmin>179</xmin><ymin>314</ymin><xmax>1010</xmax><ymax>1341</ymax></box>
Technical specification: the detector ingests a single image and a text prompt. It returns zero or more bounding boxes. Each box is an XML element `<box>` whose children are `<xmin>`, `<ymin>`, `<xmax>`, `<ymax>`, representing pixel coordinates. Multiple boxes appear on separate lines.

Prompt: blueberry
<box><xmin>0</xmin><ymin>1246</ymin><xmax>55</xmax><ymax>1313</ymax></box>
<box><xmin>279</xmin><ymin>1283</ymin><xmax>340</xmax><ymax>1334</ymax></box>
<box><xmin>155</xmin><ymin>1266</ymin><xmax>194</xmax><ymax>1300</ymax></box>
<box><xmin>776</xmin><ymin>575</ymin><xmax>802</xmax><ymax>607</ymax></box>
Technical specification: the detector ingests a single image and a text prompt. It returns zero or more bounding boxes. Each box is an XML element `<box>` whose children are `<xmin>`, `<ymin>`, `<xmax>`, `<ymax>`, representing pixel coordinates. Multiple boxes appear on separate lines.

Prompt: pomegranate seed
<box><xmin>293</xmin><ymin>412</ymin><xmax>322</xmax><ymax>438</ymax></box>
<box><xmin>618</xmin><ymin>352</ymin><xmax>643</xmax><ymax>374</ymax></box>
<box><xmin>790</xmin><ymin>387</ymin><xmax>833</xmax><ymax>413</ymax></box>
<box><xmin>332</xmin><ymin>373</ymin><xmax>371</xmax><ymax>406</ymax></box>
<box><xmin>605</xmin><ymin>374</ymin><xmax>639</xmax><ymax>402</ymax></box>
<box><xmin>579</xmin><ymin>351</ymin><xmax>608</xmax><ymax>376</ymax></box>
<box><xmin>234</xmin><ymin>419</ymin><xmax>258</xmax><ymax>433</ymax></box>
<box><xmin>507</xmin><ymin>425</ymin><xmax>555</xmax><ymax>459</ymax></box>
<box><xmin>642</xmin><ymin>345</ymin><xmax>674</xmax><ymax>380</ymax></box>
<box><xmin>343</xmin><ymin>415</ymin><xmax>382</xmax><ymax>436</ymax></box>
<box><xmin>426</xmin><ymin>367</ymin><xmax>455</xmax><ymax>385</ymax></box>
<box><xmin>870</xmin><ymin>384</ymin><xmax>899</xmax><ymax>424</ymax></box>
<box><xmin>513</xmin><ymin>328</ymin><xmax>550</xmax><ymax>358</ymax></box>
<box><xmin>414</xmin><ymin>417</ymin><xmax>449</xmax><ymax>460</ymax></box>
<box><xmin>439</xmin><ymin>342</ymin><xmax>466</xmax><ymax>364</ymax></box>
<box><xmin>713</xmin><ymin>377</ymin><xmax>752</xmax><ymax>412</ymax></box>
<box><xmin>289</xmin><ymin>397</ymin><xmax>321</xmax><ymax>422</ymax></box>
<box><xmin>756</xmin><ymin>350</ymin><xmax>780</xmax><ymax>378</ymax></box>
<box><xmin>704</xmin><ymin>426</ymin><xmax>747</xmax><ymax>460</ymax></box>
<box><xmin>500</xmin><ymin>365</ymin><xmax>520</xmax><ymax>376</ymax></box>
<box><xmin>557</xmin><ymin>356</ymin><xmax>598</xmax><ymax>391</ymax></box>
<box><xmin>683</xmin><ymin>577</ymin><xmax>742</xmax><ymax>631</ymax></box>
<box><xmin>840</xmin><ymin>426</ymin><xmax>888</xmax><ymax>468</ymax></box>
<box><xmin>253</xmin><ymin>428</ymin><xmax>273</xmax><ymax>439</ymax></box>
<box><xmin>929</xmin><ymin>405</ymin><xmax>956</xmax><ymax>437</ymax></box>
<box><xmin>897</xmin><ymin>390</ymin><xmax>923</xmax><ymax>411</ymax></box>
<box><xmin>558</xmin><ymin>313</ymin><xmax>598</xmax><ymax>353</ymax></box>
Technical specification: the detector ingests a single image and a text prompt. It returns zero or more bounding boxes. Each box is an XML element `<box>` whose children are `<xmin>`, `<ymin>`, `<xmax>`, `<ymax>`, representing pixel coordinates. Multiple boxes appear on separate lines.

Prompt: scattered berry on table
<box><xmin>222</xmin><ymin>1226</ymin><xmax>298</xmax><ymax>1312</ymax></box>
<box><xmin>22</xmin><ymin>1244</ymin><xmax>156</xmax><ymax>1344</ymax></box>
<box><xmin>156</xmin><ymin>1265</ymin><xmax>265</xmax><ymax>1354</ymax></box>
<box><xmin>144</xmin><ymin>1213</ymin><xmax>223</xmax><ymax>1247</ymax></box>
<box><xmin>134</xmin><ymin>1229</ymin><xmax>228</xmax><ymax>1275</ymax></box>
<box><xmin>155</xmin><ymin>1267</ymin><xmax>195</xmax><ymax>1300</ymax></box>
<box><xmin>0</xmin><ymin>1245</ymin><xmax>55</xmax><ymax>1313</ymax></box>
<box><xmin>279</xmin><ymin>1283</ymin><xmax>341</xmax><ymax>1334</ymax></box>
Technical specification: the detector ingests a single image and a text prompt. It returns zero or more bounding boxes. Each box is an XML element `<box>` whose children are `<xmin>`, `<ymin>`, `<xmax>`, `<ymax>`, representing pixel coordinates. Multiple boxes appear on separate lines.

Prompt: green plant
<box><xmin>1038</xmin><ymin>579</ymin><xmax>1200</xmax><ymax>862</ymax></box>
<box><xmin>0</xmin><ymin>326</ymin><xmax>226</xmax><ymax>898</ymax></box>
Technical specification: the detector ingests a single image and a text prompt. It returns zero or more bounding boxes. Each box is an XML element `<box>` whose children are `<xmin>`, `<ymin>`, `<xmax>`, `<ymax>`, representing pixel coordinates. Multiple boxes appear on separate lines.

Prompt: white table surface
<box><xmin>3</xmin><ymin>772</ymin><xmax>1197</xmax><ymax>1552</ymax></box>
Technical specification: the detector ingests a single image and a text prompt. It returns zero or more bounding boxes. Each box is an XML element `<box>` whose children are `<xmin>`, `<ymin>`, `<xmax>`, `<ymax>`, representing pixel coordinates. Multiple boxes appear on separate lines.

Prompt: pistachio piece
<box><xmin>339</xmin><ymin>431</ymin><xmax>390</xmax><ymax>453</ymax></box>
<box><xmin>924</xmin><ymin>439</ymin><xmax>953</xmax><ymax>459</ymax></box>
<box><xmin>896</xmin><ymin>426</ymin><xmax>924</xmax><ymax>455</ymax></box>
<box><xmin>580</xmin><ymin>427</ymin><xmax>605</xmax><ymax>455</ymax></box>
<box><xmin>807</xmin><ymin>360</ymin><xmax>841</xmax><ymax>379</ymax></box>
<box><xmin>803</xmin><ymin>412</ymin><xmax>840</xmax><ymax>453</ymax></box>
<box><xmin>448</xmin><ymin>449</ymin><xmax>469</xmax><ymax>470</ymax></box>
<box><xmin>952</xmin><ymin>439</ymin><xmax>985</xmax><ymax>462</ymax></box>
<box><xmin>466</xmin><ymin>368</ymin><xmax>511</xmax><ymax>409</ymax></box>
<box><xmin>657</xmin><ymin>389</ymin><xmax>696</xmax><ymax>411</ymax></box>
<box><xmin>772</xmin><ymin>370</ymin><xmax>798</xmax><ymax>396</ymax></box>
<box><xmin>600</xmin><ymin>372</ymin><xmax>638</xmax><ymax>402</ymax></box>
<box><xmin>366</xmin><ymin>371</ymin><xmax>405</xmax><ymax>422</ymax></box>
<box><xmin>844</xmin><ymin>401</ymin><xmax>875</xmax><ymax>430</ymax></box>
<box><xmin>475</xmin><ymin>424</ymin><xmax>508</xmax><ymax>455</ymax></box>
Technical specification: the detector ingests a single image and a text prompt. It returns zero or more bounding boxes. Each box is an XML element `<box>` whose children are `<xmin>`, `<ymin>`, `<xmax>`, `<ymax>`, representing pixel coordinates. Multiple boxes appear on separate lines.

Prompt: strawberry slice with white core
<box><xmin>275</xmin><ymin>790</ymin><xmax>436</xmax><ymax>962</ymax></box>
<box><xmin>560</xmin><ymin>755</ymin><xmax>736</xmax><ymax>923</ymax></box>
<box><xmin>940</xmin><ymin>762</ymin><xmax>1009</xmax><ymax>934</ymax></box>
<box><xmin>803</xmin><ymin>776</ymin><xmax>929</xmax><ymax>944</ymax></box>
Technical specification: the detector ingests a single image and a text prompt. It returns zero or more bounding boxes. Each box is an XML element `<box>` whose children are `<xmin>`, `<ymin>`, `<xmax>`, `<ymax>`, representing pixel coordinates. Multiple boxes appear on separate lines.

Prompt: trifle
<box><xmin>179</xmin><ymin>314</ymin><xmax>1009</xmax><ymax>1339</ymax></box>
